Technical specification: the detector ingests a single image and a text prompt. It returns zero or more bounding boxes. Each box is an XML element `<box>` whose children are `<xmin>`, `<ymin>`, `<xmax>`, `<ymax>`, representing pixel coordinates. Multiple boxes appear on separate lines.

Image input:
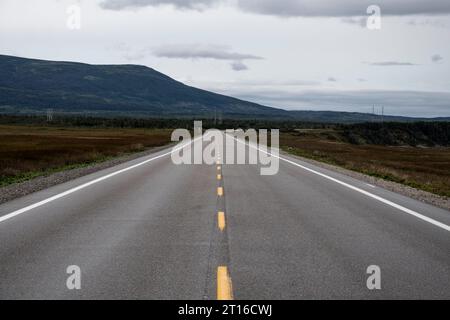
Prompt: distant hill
<box><xmin>288</xmin><ymin>110</ymin><xmax>450</xmax><ymax>123</ymax></box>
<box><xmin>0</xmin><ymin>54</ymin><xmax>284</xmax><ymax>119</ymax></box>
<box><xmin>0</xmin><ymin>54</ymin><xmax>448</xmax><ymax>123</ymax></box>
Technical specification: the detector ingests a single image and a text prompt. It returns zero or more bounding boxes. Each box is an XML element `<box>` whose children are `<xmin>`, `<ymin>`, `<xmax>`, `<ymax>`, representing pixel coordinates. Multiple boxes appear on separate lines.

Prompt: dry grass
<box><xmin>281</xmin><ymin>132</ymin><xmax>450</xmax><ymax>197</ymax></box>
<box><xmin>0</xmin><ymin>125</ymin><xmax>172</xmax><ymax>186</ymax></box>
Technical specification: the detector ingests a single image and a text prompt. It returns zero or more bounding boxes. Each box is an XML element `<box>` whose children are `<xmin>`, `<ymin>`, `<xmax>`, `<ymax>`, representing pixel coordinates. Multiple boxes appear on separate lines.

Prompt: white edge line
<box><xmin>230</xmin><ymin>134</ymin><xmax>450</xmax><ymax>232</ymax></box>
<box><xmin>0</xmin><ymin>134</ymin><xmax>206</xmax><ymax>224</ymax></box>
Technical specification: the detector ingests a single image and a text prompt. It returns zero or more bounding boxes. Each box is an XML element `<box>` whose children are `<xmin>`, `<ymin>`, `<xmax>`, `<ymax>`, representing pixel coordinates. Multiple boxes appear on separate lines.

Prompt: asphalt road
<box><xmin>0</xmin><ymin>133</ymin><xmax>449</xmax><ymax>299</ymax></box>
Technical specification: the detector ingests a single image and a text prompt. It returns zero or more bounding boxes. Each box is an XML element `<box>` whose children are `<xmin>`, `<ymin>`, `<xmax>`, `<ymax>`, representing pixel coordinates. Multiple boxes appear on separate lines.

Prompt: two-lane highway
<box><xmin>0</xmin><ymin>134</ymin><xmax>449</xmax><ymax>299</ymax></box>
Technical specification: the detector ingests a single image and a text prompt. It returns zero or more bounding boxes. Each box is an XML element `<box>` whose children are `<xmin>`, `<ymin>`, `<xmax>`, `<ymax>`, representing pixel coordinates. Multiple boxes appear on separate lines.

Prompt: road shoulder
<box><xmin>0</xmin><ymin>143</ymin><xmax>174</xmax><ymax>205</ymax></box>
<box><xmin>282</xmin><ymin>150</ymin><xmax>450</xmax><ymax>211</ymax></box>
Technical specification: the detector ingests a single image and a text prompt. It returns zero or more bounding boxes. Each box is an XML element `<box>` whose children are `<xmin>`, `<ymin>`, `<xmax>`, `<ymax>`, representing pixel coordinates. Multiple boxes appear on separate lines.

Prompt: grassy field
<box><xmin>0</xmin><ymin>125</ymin><xmax>172</xmax><ymax>187</ymax></box>
<box><xmin>2</xmin><ymin>123</ymin><xmax>450</xmax><ymax>198</ymax></box>
<box><xmin>281</xmin><ymin>130</ymin><xmax>450</xmax><ymax>197</ymax></box>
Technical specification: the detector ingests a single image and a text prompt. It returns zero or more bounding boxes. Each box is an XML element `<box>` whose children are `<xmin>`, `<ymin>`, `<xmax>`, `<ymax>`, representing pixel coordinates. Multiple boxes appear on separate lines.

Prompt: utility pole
<box><xmin>47</xmin><ymin>108</ymin><xmax>53</xmax><ymax>122</ymax></box>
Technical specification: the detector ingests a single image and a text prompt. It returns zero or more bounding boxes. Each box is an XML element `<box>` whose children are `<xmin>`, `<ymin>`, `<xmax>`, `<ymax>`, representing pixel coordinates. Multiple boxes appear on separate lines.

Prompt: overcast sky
<box><xmin>1</xmin><ymin>0</ymin><xmax>449</xmax><ymax>117</ymax></box>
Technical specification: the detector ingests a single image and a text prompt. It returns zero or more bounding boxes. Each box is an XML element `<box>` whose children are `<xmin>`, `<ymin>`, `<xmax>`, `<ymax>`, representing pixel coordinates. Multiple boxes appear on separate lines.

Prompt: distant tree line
<box><xmin>0</xmin><ymin>114</ymin><xmax>331</xmax><ymax>130</ymax></box>
<box><xmin>1</xmin><ymin>114</ymin><xmax>449</xmax><ymax>146</ymax></box>
<box><xmin>336</xmin><ymin>122</ymin><xmax>450</xmax><ymax>146</ymax></box>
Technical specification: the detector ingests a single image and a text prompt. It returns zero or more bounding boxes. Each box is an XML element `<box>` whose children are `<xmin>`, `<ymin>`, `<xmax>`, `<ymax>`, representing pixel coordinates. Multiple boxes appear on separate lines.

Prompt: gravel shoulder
<box><xmin>283</xmin><ymin>150</ymin><xmax>450</xmax><ymax>212</ymax></box>
<box><xmin>0</xmin><ymin>144</ymin><xmax>174</xmax><ymax>205</ymax></box>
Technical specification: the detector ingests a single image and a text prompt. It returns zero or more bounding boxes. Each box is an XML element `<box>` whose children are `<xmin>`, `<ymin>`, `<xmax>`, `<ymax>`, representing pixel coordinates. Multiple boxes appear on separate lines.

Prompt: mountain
<box><xmin>0</xmin><ymin>54</ymin><xmax>285</xmax><ymax>119</ymax></box>
<box><xmin>0</xmin><ymin>54</ymin><xmax>449</xmax><ymax>123</ymax></box>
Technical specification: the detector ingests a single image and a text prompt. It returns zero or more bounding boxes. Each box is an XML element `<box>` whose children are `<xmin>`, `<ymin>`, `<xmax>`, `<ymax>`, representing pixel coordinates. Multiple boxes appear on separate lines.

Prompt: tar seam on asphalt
<box><xmin>202</xmin><ymin>152</ymin><xmax>233</xmax><ymax>300</ymax></box>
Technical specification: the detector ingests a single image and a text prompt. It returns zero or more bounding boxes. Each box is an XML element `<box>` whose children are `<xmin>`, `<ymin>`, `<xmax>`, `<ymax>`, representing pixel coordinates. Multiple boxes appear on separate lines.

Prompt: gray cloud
<box><xmin>328</xmin><ymin>77</ymin><xmax>337</xmax><ymax>82</ymax></box>
<box><xmin>431</xmin><ymin>54</ymin><xmax>444</xmax><ymax>63</ymax></box>
<box><xmin>365</xmin><ymin>61</ymin><xmax>418</xmax><ymax>66</ymax></box>
<box><xmin>99</xmin><ymin>0</ymin><xmax>219</xmax><ymax>10</ymax></box>
<box><xmin>407</xmin><ymin>18</ymin><xmax>449</xmax><ymax>28</ymax></box>
<box><xmin>237</xmin><ymin>0</ymin><xmax>450</xmax><ymax>17</ymax></box>
<box><xmin>152</xmin><ymin>44</ymin><xmax>262</xmax><ymax>71</ymax></box>
<box><xmin>100</xmin><ymin>0</ymin><xmax>450</xmax><ymax>16</ymax></box>
<box><xmin>230</xmin><ymin>61</ymin><xmax>248</xmax><ymax>71</ymax></box>
<box><xmin>153</xmin><ymin>44</ymin><xmax>262</xmax><ymax>61</ymax></box>
<box><xmin>341</xmin><ymin>17</ymin><xmax>366</xmax><ymax>27</ymax></box>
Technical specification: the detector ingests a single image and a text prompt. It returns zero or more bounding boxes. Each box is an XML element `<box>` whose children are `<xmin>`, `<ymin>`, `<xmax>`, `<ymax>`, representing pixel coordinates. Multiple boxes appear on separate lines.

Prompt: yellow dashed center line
<box><xmin>217</xmin><ymin>266</ymin><xmax>233</xmax><ymax>300</ymax></box>
<box><xmin>218</xmin><ymin>211</ymin><xmax>226</xmax><ymax>231</ymax></box>
<box><xmin>215</xmin><ymin>160</ymin><xmax>232</xmax><ymax>300</ymax></box>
